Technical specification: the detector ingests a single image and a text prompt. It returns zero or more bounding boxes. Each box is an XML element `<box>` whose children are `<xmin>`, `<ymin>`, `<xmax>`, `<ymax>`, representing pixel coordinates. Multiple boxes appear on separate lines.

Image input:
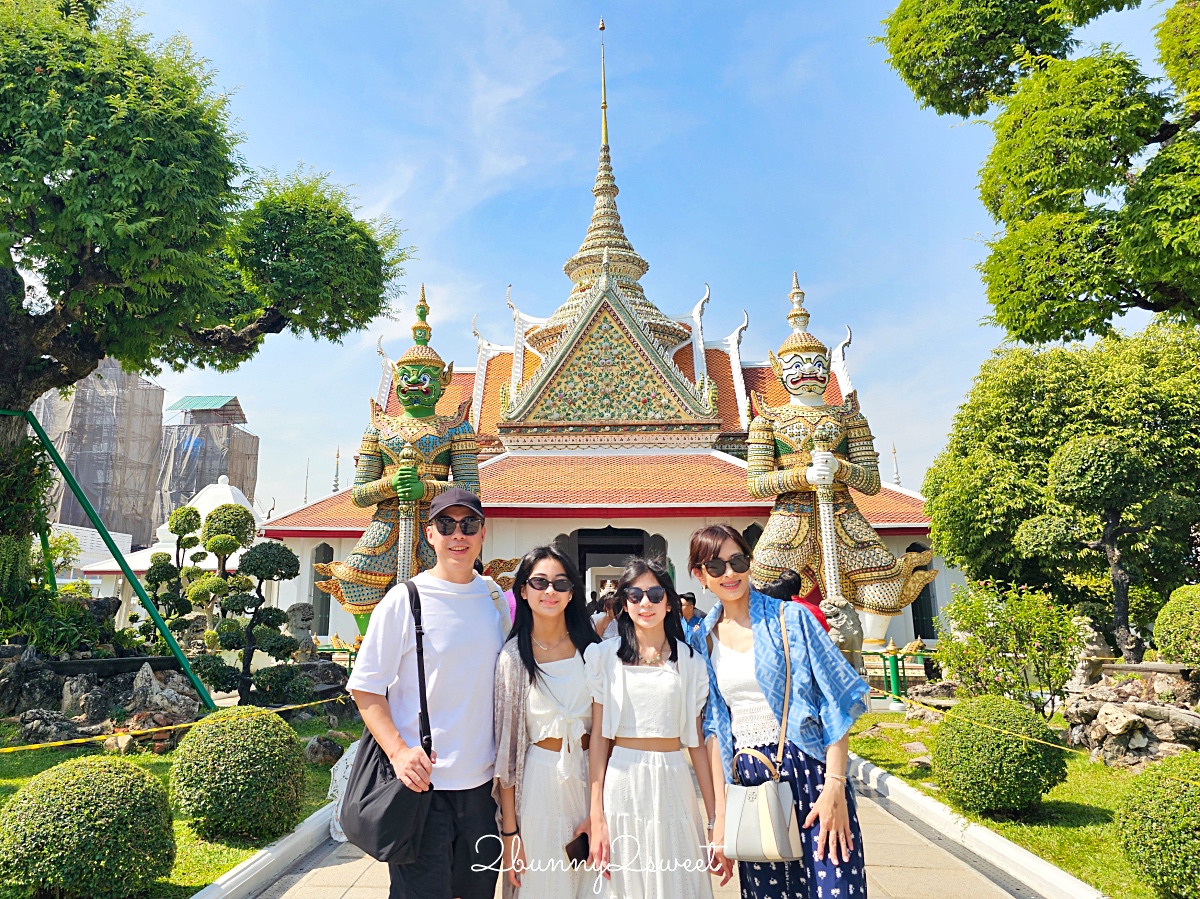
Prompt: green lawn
<box><xmin>849</xmin><ymin>712</ymin><xmax>1154</xmax><ymax>899</ymax></box>
<box><xmin>0</xmin><ymin>710</ymin><xmax>363</xmax><ymax>899</ymax></box>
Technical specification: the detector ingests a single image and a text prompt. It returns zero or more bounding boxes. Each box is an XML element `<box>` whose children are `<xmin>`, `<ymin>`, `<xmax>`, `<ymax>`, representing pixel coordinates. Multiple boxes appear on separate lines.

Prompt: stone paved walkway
<box><xmin>257</xmin><ymin>787</ymin><xmax>1023</xmax><ymax>899</ymax></box>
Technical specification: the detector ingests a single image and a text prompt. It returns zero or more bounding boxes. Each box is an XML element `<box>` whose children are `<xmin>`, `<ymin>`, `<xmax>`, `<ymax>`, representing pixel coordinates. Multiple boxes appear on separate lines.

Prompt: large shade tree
<box><xmin>0</xmin><ymin>1</ymin><xmax>405</xmax><ymax>614</ymax></box>
<box><xmin>880</xmin><ymin>0</ymin><xmax>1200</xmax><ymax>342</ymax></box>
<box><xmin>0</xmin><ymin>0</ymin><xmax>406</xmax><ymax>449</ymax></box>
<box><xmin>922</xmin><ymin>322</ymin><xmax>1200</xmax><ymax>660</ymax></box>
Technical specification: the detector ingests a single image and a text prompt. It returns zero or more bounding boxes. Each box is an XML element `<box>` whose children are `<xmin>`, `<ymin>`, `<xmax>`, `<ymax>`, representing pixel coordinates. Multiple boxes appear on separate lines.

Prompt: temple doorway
<box><xmin>554</xmin><ymin>526</ymin><xmax>670</xmax><ymax>594</ymax></box>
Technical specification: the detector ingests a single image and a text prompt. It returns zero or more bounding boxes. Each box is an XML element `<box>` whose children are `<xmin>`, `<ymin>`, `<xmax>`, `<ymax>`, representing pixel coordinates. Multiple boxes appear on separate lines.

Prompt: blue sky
<box><xmin>132</xmin><ymin>1</ymin><xmax>1157</xmax><ymax>517</ymax></box>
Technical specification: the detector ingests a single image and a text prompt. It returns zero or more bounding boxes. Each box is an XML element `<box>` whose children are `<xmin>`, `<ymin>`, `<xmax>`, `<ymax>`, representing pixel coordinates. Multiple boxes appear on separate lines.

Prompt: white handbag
<box><xmin>721</xmin><ymin>604</ymin><xmax>805</xmax><ymax>862</ymax></box>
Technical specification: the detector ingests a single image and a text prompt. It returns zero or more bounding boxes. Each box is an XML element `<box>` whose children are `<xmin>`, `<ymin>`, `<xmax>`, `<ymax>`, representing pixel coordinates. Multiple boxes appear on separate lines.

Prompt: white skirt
<box><xmin>601</xmin><ymin>747</ymin><xmax>714</xmax><ymax>899</ymax></box>
<box><xmin>518</xmin><ymin>744</ymin><xmax>592</xmax><ymax>899</ymax></box>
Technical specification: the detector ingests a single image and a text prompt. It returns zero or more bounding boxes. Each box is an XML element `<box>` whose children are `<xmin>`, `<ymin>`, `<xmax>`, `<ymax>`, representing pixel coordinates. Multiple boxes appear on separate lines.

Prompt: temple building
<box><xmin>264</xmin><ymin>57</ymin><xmax>963</xmax><ymax>644</ymax></box>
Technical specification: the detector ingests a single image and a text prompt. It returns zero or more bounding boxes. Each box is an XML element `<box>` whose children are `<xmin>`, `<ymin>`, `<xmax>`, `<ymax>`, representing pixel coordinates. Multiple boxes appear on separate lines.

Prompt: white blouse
<box><xmin>711</xmin><ymin>638</ymin><xmax>780</xmax><ymax>749</ymax></box>
<box><xmin>526</xmin><ymin>654</ymin><xmax>591</xmax><ymax>781</ymax></box>
<box><xmin>583</xmin><ymin>638</ymin><xmax>708</xmax><ymax>745</ymax></box>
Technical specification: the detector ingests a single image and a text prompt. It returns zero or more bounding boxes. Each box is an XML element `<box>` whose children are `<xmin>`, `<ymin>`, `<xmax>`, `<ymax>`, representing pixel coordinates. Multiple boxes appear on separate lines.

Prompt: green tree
<box><xmin>28</xmin><ymin>530</ymin><xmax>80</xmax><ymax>583</ymax></box>
<box><xmin>1016</xmin><ymin>437</ymin><xmax>1195</xmax><ymax>659</ymax></box>
<box><xmin>934</xmin><ymin>581</ymin><xmax>1082</xmax><ymax>717</ymax></box>
<box><xmin>0</xmin><ymin>1</ymin><xmax>407</xmax><ymax>580</ymax></box>
<box><xmin>923</xmin><ymin>322</ymin><xmax>1200</xmax><ymax>656</ymax></box>
<box><xmin>195</xmin><ymin>541</ymin><xmax>301</xmax><ymax>705</ymax></box>
<box><xmin>201</xmin><ymin>503</ymin><xmax>256</xmax><ymax>587</ymax></box>
<box><xmin>880</xmin><ymin>0</ymin><xmax>1200</xmax><ymax>341</ymax></box>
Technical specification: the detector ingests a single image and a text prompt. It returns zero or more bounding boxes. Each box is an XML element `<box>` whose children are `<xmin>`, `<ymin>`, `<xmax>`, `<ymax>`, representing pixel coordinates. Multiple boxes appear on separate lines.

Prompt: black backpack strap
<box><xmin>404</xmin><ymin>579</ymin><xmax>433</xmax><ymax>756</ymax></box>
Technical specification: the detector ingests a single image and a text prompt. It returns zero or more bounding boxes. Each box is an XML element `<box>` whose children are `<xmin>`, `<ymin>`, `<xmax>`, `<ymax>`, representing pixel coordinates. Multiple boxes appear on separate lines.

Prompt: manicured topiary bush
<box><xmin>0</xmin><ymin>756</ymin><xmax>174</xmax><ymax>899</ymax></box>
<box><xmin>932</xmin><ymin>694</ymin><xmax>1067</xmax><ymax>813</ymax></box>
<box><xmin>1119</xmin><ymin>751</ymin><xmax>1200</xmax><ymax>899</ymax></box>
<box><xmin>171</xmin><ymin>705</ymin><xmax>305</xmax><ymax>840</ymax></box>
<box><xmin>1155</xmin><ymin>585</ymin><xmax>1200</xmax><ymax>666</ymax></box>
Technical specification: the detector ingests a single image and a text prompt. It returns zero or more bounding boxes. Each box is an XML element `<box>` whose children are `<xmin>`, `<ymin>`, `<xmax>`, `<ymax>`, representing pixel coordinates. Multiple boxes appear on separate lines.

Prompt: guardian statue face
<box><xmin>395</xmin><ymin>363</ymin><xmax>445</xmax><ymax>412</ymax></box>
<box><xmin>778</xmin><ymin>351</ymin><xmax>830</xmax><ymax>397</ymax></box>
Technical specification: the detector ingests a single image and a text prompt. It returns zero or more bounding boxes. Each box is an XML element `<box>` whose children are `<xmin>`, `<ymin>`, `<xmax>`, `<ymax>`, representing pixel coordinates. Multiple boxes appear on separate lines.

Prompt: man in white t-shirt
<box><xmin>348</xmin><ymin>487</ymin><xmax>504</xmax><ymax>899</ymax></box>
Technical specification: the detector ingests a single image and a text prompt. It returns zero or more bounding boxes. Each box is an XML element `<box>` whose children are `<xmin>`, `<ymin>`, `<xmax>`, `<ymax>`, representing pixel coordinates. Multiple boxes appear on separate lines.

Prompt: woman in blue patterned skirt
<box><xmin>688</xmin><ymin>524</ymin><xmax>870</xmax><ymax>899</ymax></box>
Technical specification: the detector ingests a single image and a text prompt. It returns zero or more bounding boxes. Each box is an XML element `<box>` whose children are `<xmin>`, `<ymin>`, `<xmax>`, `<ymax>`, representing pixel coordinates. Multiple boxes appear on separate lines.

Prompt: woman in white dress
<box><xmin>493</xmin><ymin>545</ymin><xmax>601</xmax><ymax>898</ymax></box>
<box><xmin>585</xmin><ymin>558</ymin><xmax>727</xmax><ymax>899</ymax></box>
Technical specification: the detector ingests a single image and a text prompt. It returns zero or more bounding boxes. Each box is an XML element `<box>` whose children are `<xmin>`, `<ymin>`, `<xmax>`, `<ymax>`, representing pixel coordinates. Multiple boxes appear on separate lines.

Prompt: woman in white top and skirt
<box><xmin>585</xmin><ymin>558</ymin><xmax>727</xmax><ymax>899</ymax></box>
<box><xmin>493</xmin><ymin>546</ymin><xmax>602</xmax><ymax>898</ymax></box>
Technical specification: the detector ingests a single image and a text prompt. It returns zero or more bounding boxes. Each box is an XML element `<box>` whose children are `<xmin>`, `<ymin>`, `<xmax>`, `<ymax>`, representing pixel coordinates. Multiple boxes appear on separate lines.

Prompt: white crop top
<box><xmin>584</xmin><ymin>638</ymin><xmax>708</xmax><ymax>746</ymax></box>
<box><xmin>526</xmin><ymin>654</ymin><xmax>592</xmax><ymax>781</ymax></box>
<box><xmin>711</xmin><ymin>639</ymin><xmax>779</xmax><ymax>749</ymax></box>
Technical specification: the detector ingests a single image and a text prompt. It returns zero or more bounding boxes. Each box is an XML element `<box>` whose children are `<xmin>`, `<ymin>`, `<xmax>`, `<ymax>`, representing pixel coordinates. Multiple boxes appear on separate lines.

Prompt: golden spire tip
<box><xmin>600</xmin><ymin>17</ymin><xmax>609</xmax><ymax>147</ymax></box>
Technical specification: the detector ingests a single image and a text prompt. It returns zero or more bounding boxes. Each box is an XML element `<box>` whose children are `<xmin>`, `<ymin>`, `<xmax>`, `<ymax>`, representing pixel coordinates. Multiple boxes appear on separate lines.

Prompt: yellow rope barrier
<box><xmin>862</xmin><ymin>689</ymin><xmax>1200</xmax><ymax>790</ymax></box>
<box><xmin>0</xmin><ymin>695</ymin><xmax>352</xmax><ymax>754</ymax></box>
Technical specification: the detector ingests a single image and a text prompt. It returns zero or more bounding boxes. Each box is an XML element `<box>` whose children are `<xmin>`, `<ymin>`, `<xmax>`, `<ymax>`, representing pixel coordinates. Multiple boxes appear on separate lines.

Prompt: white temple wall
<box><xmin>268</xmin><ymin>522</ymin><xmax>967</xmax><ymax>649</ymax></box>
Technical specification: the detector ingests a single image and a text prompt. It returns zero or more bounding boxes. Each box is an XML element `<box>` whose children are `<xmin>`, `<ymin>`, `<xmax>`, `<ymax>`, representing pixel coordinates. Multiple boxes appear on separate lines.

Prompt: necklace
<box><xmin>532</xmin><ymin>632</ymin><xmax>570</xmax><ymax>652</ymax></box>
<box><xmin>638</xmin><ymin>636</ymin><xmax>671</xmax><ymax>666</ymax></box>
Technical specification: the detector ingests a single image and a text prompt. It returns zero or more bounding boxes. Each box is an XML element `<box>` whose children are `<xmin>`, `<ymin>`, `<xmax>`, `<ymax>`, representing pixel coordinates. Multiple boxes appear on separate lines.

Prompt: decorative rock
<box><xmin>79</xmin><ymin>689</ymin><xmax>111</xmax><ymax>723</ymax></box>
<box><xmin>127</xmin><ymin>662</ymin><xmax>200</xmax><ymax>719</ymax></box>
<box><xmin>18</xmin><ymin>709</ymin><xmax>77</xmax><ymax>744</ymax></box>
<box><xmin>905</xmin><ymin>706</ymin><xmax>943</xmax><ymax>724</ymax></box>
<box><xmin>1097</xmin><ymin>702</ymin><xmax>1142</xmax><ymax>736</ymax></box>
<box><xmin>900</xmin><ymin>741</ymin><xmax>929</xmax><ymax>755</ymax></box>
<box><xmin>856</xmin><ymin>724</ymin><xmax>884</xmax><ymax>739</ymax></box>
<box><xmin>103</xmin><ymin>733</ymin><xmax>137</xmax><ymax>754</ymax></box>
<box><xmin>909</xmin><ymin>756</ymin><xmax>932</xmax><ymax>768</ymax></box>
<box><xmin>17</xmin><ymin>668</ymin><xmax>64</xmax><ymax>715</ymax></box>
<box><xmin>305</xmin><ymin>735</ymin><xmax>345</xmax><ymax>766</ymax></box>
<box><xmin>1128</xmin><ymin>730</ymin><xmax>1148</xmax><ymax>750</ymax></box>
<box><xmin>908</xmin><ymin>680</ymin><xmax>959</xmax><ymax>700</ymax></box>
<box><xmin>327</xmin><ymin>730</ymin><xmax>352</xmax><ymax>742</ymax></box>
<box><xmin>61</xmin><ymin>673</ymin><xmax>97</xmax><ymax>716</ymax></box>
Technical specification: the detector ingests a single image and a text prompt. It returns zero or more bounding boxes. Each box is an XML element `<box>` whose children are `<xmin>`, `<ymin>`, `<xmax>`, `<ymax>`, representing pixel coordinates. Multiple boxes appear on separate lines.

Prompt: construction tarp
<box><xmin>152</xmin><ymin>424</ymin><xmax>259</xmax><ymax>527</ymax></box>
<box><xmin>31</xmin><ymin>358</ymin><xmax>165</xmax><ymax>547</ymax></box>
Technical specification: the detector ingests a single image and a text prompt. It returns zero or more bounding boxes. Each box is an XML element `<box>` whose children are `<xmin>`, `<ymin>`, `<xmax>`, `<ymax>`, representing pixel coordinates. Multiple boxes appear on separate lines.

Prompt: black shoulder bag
<box><xmin>340</xmin><ymin>579</ymin><xmax>434</xmax><ymax>863</ymax></box>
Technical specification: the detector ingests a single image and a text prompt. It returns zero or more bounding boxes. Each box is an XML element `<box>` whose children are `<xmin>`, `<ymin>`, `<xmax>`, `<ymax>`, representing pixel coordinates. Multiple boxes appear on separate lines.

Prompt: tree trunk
<box><xmin>239</xmin><ymin>615</ymin><xmax>257</xmax><ymax>706</ymax></box>
<box><xmin>1103</xmin><ymin>510</ymin><xmax>1144</xmax><ymax>663</ymax></box>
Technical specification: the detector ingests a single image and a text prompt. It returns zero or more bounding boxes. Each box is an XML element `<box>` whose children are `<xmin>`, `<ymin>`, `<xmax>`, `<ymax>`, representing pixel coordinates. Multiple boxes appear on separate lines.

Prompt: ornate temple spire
<box><xmin>526</xmin><ymin>21</ymin><xmax>690</xmax><ymax>354</ymax></box>
<box><xmin>776</xmin><ymin>272</ymin><xmax>828</xmax><ymax>357</ymax></box>
<box><xmin>892</xmin><ymin>442</ymin><xmax>902</xmax><ymax>486</ymax></box>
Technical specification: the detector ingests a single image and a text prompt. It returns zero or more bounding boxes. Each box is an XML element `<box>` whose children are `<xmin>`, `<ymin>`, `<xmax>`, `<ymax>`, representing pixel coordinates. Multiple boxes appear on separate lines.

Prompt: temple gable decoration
<box><xmin>497</xmin><ymin>263</ymin><xmax>722</xmax><ymax>449</ymax></box>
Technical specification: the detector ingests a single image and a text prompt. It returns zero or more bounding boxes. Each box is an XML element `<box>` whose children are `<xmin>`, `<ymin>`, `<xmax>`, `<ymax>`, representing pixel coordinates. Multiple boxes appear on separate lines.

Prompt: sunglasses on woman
<box><xmin>701</xmin><ymin>553</ymin><xmax>752</xmax><ymax>578</ymax></box>
<box><xmin>624</xmin><ymin>586</ymin><xmax>667</xmax><ymax>604</ymax></box>
<box><xmin>526</xmin><ymin>576</ymin><xmax>574</xmax><ymax>594</ymax></box>
<box><xmin>432</xmin><ymin>515</ymin><xmax>483</xmax><ymax>536</ymax></box>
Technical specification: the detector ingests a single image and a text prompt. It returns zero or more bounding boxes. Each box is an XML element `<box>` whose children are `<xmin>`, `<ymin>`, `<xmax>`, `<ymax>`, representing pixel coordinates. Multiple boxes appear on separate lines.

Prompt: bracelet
<box><xmin>501</xmin><ymin>827</ymin><xmax>519</xmax><ymax>837</ymax></box>
<box><xmin>826</xmin><ymin>773</ymin><xmax>848</xmax><ymax>782</ymax></box>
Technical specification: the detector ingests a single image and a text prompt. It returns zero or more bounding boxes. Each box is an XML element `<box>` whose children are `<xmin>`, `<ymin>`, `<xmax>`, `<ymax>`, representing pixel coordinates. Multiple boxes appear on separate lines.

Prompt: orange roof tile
<box><xmin>264</xmin><ymin>454</ymin><xmax>929</xmax><ymax>532</ymax></box>
<box><xmin>704</xmin><ymin>349</ymin><xmax>743</xmax><ymax>431</ymax></box>
<box><xmin>522</xmin><ymin>349</ymin><xmax>541</xmax><ymax>386</ymax></box>
<box><xmin>477</xmin><ymin>353</ymin><xmax>513</xmax><ymax>435</ymax></box>
<box><xmin>673</xmin><ymin>346</ymin><xmax>695</xmax><ymax>382</ymax></box>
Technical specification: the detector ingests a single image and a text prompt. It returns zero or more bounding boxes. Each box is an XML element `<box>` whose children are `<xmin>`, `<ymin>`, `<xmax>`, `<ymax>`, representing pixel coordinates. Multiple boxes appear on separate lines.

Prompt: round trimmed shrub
<box><xmin>171</xmin><ymin>705</ymin><xmax>306</xmax><ymax>840</ymax></box>
<box><xmin>932</xmin><ymin>694</ymin><xmax>1067</xmax><ymax>813</ymax></box>
<box><xmin>0</xmin><ymin>756</ymin><xmax>174</xmax><ymax>899</ymax></box>
<box><xmin>1155</xmin><ymin>585</ymin><xmax>1200</xmax><ymax>666</ymax></box>
<box><xmin>1120</xmin><ymin>751</ymin><xmax>1200</xmax><ymax>898</ymax></box>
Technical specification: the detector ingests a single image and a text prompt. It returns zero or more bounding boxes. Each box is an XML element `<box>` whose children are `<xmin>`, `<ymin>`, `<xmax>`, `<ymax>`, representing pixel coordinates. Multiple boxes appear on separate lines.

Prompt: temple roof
<box><xmin>263</xmin><ymin>450</ymin><xmax>929</xmax><ymax>533</ymax></box>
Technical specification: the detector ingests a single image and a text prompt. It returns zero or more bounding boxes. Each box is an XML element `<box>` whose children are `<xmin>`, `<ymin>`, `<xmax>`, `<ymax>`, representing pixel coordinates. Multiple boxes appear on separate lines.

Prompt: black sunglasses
<box><xmin>526</xmin><ymin>576</ymin><xmax>574</xmax><ymax>594</ymax></box>
<box><xmin>701</xmin><ymin>553</ymin><xmax>752</xmax><ymax>578</ymax></box>
<box><xmin>432</xmin><ymin>515</ymin><xmax>483</xmax><ymax>536</ymax></box>
<box><xmin>624</xmin><ymin>586</ymin><xmax>667</xmax><ymax>604</ymax></box>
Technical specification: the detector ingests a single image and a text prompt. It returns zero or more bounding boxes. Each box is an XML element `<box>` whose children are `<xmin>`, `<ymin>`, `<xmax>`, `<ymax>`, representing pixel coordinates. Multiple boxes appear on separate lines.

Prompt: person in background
<box><xmin>689</xmin><ymin>524</ymin><xmax>868</xmax><ymax>899</ymax></box>
<box><xmin>680</xmin><ymin>591</ymin><xmax>705</xmax><ymax>636</ymax></box>
<box><xmin>589</xmin><ymin>580</ymin><xmax>620</xmax><ymax>640</ymax></box>
<box><xmin>759</xmin><ymin>569</ymin><xmax>828</xmax><ymax>632</ymax></box>
<box><xmin>493</xmin><ymin>545</ymin><xmax>600</xmax><ymax>898</ymax></box>
<box><xmin>348</xmin><ymin>487</ymin><xmax>505</xmax><ymax>899</ymax></box>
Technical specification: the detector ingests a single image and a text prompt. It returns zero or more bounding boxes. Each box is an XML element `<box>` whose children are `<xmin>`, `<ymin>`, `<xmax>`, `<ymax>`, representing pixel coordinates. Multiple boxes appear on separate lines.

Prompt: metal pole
<box><xmin>37</xmin><ymin>523</ymin><xmax>58</xmax><ymax>592</ymax></box>
<box><xmin>2</xmin><ymin>409</ymin><xmax>216</xmax><ymax>709</ymax></box>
